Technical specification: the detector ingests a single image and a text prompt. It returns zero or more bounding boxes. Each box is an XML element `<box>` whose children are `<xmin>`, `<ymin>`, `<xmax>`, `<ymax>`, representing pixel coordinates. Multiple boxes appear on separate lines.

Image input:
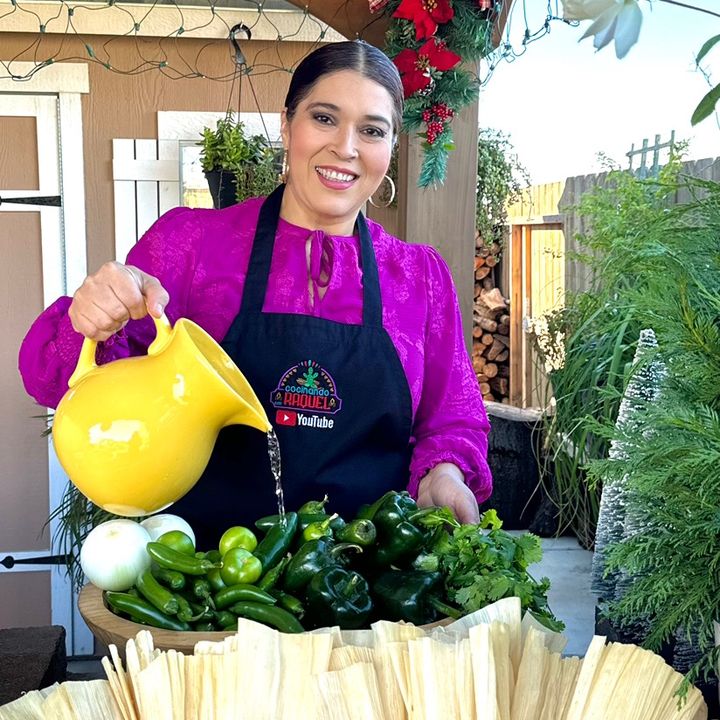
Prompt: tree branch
<box><xmin>657</xmin><ymin>0</ymin><xmax>720</xmax><ymax>19</ymax></box>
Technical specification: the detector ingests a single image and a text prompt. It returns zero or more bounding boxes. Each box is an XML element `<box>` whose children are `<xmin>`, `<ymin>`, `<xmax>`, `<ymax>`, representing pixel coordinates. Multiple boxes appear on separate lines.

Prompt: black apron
<box><xmin>172</xmin><ymin>185</ymin><xmax>413</xmax><ymax>549</ymax></box>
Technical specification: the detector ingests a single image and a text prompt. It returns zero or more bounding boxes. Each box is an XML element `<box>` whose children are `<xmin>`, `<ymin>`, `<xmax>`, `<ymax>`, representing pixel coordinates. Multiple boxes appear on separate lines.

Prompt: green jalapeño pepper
<box><xmin>302</xmin><ymin>513</ymin><xmax>339</xmax><ymax>542</ymax></box>
<box><xmin>147</xmin><ymin>542</ymin><xmax>219</xmax><ymax>576</ymax></box>
<box><xmin>229</xmin><ymin>601</ymin><xmax>304</xmax><ymax>633</ymax></box>
<box><xmin>256</xmin><ymin>512</ymin><xmax>344</xmax><ymax>535</ymax></box>
<box><xmin>257</xmin><ymin>556</ymin><xmax>290</xmax><ymax>592</ymax></box>
<box><xmin>214</xmin><ymin>610</ymin><xmax>238</xmax><ymax>630</ymax></box>
<box><xmin>253</xmin><ymin>512</ymin><xmax>298</xmax><ymax>572</ymax></box>
<box><xmin>271</xmin><ymin>590</ymin><xmax>305</xmax><ymax>618</ymax></box>
<box><xmin>192</xmin><ymin>621</ymin><xmax>216</xmax><ymax>632</ymax></box>
<box><xmin>283</xmin><ymin>539</ymin><xmax>362</xmax><ymax>594</ymax></box>
<box><xmin>372</xmin><ymin>570</ymin><xmax>461</xmax><ymax>626</ymax></box>
<box><xmin>335</xmin><ymin>519</ymin><xmax>376</xmax><ymax>547</ymax></box>
<box><xmin>150</xmin><ymin>565</ymin><xmax>186</xmax><ymax>591</ymax></box>
<box><xmin>214</xmin><ymin>583</ymin><xmax>277</xmax><ymax>610</ymax></box>
<box><xmin>191</xmin><ymin>578</ymin><xmax>215</xmax><ymax>607</ymax></box>
<box><xmin>105</xmin><ymin>592</ymin><xmax>190</xmax><ymax>631</ymax></box>
<box><xmin>297</xmin><ymin>495</ymin><xmax>329</xmax><ymax>515</ymax></box>
<box><xmin>206</xmin><ymin>567</ymin><xmax>226</xmax><ymax>594</ymax></box>
<box><xmin>306</xmin><ymin>567</ymin><xmax>373</xmax><ymax>630</ymax></box>
<box><xmin>136</xmin><ymin>569</ymin><xmax>179</xmax><ymax>616</ymax></box>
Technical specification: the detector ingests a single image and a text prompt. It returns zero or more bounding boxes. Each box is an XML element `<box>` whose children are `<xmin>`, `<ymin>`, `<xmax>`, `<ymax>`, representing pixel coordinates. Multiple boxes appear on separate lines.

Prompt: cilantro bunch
<box><xmin>414</xmin><ymin>509</ymin><xmax>564</xmax><ymax>633</ymax></box>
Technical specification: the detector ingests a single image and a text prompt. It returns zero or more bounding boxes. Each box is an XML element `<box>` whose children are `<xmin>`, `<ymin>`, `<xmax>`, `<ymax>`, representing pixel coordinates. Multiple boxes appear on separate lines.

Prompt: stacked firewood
<box><xmin>472</xmin><ymin>240</ymin><xmax>510</xmax><ymax>404</ymax></box>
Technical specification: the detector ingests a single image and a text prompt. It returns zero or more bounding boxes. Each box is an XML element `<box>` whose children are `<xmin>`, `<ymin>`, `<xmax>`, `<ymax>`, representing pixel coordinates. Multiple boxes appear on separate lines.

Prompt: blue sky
<box><xmin>478</xmin><ymin>1</ymin><xmax>719</xmax><ymax>184</ymax></box>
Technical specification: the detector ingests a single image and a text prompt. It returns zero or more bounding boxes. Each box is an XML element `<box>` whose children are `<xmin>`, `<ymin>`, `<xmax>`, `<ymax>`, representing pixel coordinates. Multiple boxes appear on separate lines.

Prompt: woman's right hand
<box><xmin>68</xmin><ymin>262</ymin><xmax>170</xmax><ymax>341</ymax></box>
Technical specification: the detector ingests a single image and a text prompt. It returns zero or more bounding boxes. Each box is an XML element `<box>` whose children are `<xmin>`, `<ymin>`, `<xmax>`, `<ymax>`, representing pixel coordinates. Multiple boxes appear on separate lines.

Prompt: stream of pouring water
<box><xmin>266</xmin><ymin>428</ymin><xmax>285</xmax><ymax>523</ymax></box>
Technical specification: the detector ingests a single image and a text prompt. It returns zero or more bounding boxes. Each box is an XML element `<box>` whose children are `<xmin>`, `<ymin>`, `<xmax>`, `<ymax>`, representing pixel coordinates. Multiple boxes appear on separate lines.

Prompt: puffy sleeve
<box><xmin>18</xmin><ymin>207</ymin><xmax>200</xmax><ymax>409</ymax></box>
<box><xmin>407</xmin><ymin>246</ymin><xmax>493</xmax><ymax>503</ymax></box>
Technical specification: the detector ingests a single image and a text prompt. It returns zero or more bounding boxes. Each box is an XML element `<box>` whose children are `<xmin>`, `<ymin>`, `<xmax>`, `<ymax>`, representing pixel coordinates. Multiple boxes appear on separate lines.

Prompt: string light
<box><xmin>1</xmin><ymin>0</ymin><xmax>560</xmax><ymax>85</ymax></box>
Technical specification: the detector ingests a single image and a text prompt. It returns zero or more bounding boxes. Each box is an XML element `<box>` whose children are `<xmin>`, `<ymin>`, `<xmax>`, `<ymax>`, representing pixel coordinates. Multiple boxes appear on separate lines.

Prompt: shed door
<box><xmin>0</xmin><ymin>93</ymin><xmax>92</xmax><ymax>655</ymax></box>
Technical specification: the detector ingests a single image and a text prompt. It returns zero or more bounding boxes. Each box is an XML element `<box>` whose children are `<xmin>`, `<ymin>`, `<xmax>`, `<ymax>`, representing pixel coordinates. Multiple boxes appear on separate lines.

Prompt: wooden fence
<box><xmin>502</xmin><ymin>156</ymin><xmax>720</xmax><ymax>409</ymax></box>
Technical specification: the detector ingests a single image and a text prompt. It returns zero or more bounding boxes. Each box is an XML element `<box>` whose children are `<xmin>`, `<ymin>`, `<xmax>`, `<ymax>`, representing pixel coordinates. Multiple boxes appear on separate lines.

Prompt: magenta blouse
<box><xmin>18</xmin><ymin>197</ymin><xmax>492</xmax><ymax>502</ymax></box>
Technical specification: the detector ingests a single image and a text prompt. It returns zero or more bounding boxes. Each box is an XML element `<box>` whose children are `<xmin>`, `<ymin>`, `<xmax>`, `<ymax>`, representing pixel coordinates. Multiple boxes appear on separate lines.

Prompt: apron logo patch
<box><xmin>271</xmin><ymin>360</ymin><xmax>342</xmax><ymax>430</ymax></box>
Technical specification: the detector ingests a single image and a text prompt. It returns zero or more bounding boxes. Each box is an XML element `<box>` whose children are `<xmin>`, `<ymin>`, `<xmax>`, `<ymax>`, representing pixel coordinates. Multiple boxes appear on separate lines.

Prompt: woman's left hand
<box><xmin>416</xmin><ymin>463</ymin><xmax>480</xmax><ymax>525</ymax></box>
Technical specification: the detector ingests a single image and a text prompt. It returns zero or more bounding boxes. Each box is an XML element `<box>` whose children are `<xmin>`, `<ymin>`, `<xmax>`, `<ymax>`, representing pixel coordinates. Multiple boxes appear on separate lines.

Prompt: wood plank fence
<box><xmin>503</xmin><ymin>156</ymin><xmax>720</xmax><ymax>409</ymax></box>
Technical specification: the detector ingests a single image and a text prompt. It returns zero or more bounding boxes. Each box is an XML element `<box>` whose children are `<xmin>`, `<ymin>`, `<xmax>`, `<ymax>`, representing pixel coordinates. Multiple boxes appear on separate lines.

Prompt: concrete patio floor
<box><xmin>532</xmin><ymin>535</ymin><xmax>595</xmax><ymax>657</ymax></box>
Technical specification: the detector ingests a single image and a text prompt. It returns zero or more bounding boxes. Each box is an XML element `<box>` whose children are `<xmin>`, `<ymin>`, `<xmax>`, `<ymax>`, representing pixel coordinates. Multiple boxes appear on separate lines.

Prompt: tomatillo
<box><xmin>219</xmin><ymin>526</ymin><xmax>258</xmax><ymax>556</ymax></box>
<box><xmin>220</xmin><ymin>547</ymin><xmax>263</xmax><ymax>586</ymax></box>
<box><xmin>157</xmin><ymin>530</ymin><xmax>195</xmax><ymax>556</ymax></box>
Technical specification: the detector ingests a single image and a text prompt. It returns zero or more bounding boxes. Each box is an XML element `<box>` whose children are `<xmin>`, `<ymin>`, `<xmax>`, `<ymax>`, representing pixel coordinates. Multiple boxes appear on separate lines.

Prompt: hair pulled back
<box><xmin>284</xmin><ymin>40</ymin><xmax>404</xmax><ymax>137</ymax></box>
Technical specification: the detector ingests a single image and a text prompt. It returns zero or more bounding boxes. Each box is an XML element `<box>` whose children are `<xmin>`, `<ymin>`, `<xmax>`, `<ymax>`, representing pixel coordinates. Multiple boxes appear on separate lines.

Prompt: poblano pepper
<box><xmin>369</xmin><ymin>492</ymin><xmax>425</xmax><ymax>568</ymax></box>
<box><xmin>372</xmin><ymin>570</ymin><xmax>461</xmax><ymax>626</ymax></box>
<box><xmin>283</xmin><ymin>538</ymin><xmax>362</xmax><ymax>594</ymax></box>
<box><xmin>306</xmin><ymin>567</ymin><xmax>373</xmax><ymax>630</ymax></box>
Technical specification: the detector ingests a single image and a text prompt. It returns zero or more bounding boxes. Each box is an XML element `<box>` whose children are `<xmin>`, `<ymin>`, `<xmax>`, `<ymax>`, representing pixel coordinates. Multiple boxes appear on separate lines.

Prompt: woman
<box><xmin>19</xmin><ymin>41</ymin><xmax>492</xmax><ymax>548</ymax></box>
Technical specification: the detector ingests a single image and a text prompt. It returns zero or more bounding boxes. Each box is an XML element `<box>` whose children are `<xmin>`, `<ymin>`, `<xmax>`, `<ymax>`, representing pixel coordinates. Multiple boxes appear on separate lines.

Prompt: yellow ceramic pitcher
<box><xmin>52</xmin><ymin>314</ymin><xmax>272</xmax><ymax>516</ymax></box>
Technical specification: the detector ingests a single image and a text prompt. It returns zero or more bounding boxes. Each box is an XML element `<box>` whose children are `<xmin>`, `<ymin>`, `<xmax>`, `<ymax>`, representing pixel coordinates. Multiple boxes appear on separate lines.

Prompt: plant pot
<box><xmin>204</xmin><ymin>169</ymin><xmax>238</xmax><ymax>209</ymax></box>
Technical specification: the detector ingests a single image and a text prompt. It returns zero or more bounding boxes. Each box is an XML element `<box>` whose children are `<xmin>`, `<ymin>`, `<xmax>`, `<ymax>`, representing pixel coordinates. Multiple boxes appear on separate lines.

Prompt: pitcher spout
<box><xmin>174</xmin><ymin>318</ymin><xmax>272</xmax><ymax>433</ymax></box>
<box><xmin>226</xmin><ymin>401</ymin><xmax>273</xmax><ymax>434</ymax></box>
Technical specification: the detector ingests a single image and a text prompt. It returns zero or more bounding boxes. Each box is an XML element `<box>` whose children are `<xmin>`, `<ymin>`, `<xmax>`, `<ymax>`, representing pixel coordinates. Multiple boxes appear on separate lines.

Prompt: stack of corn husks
<box><xmin>0</xmin><ymin>597</ymin><xmax>707</xmax><ymax>720</ymax></box>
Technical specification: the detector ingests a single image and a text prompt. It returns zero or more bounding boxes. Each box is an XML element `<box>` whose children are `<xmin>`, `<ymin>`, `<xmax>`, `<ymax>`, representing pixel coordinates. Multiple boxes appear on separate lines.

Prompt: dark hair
<box><xmin>284</xmin><ymin>40</ymin><xmax>404</xmax><ymax>137</ymax></box>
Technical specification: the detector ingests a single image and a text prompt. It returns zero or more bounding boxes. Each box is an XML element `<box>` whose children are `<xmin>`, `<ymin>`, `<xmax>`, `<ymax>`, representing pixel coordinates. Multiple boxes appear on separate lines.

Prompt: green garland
<box><xmin>382</xmin><ymin>0</ymin><xmax>499</xmax><ymax>187</ymax></box>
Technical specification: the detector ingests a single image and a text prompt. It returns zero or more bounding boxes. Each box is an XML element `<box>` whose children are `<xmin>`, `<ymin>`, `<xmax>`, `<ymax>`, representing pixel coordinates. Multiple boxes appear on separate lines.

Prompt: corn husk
<box><xmin>0</xmin><ymin>596</ymin><xmax>710</xmax><ymax>720</ymax></box>
<box><xmin>520</xmin><ymin>611</ymin><xmax>567</xmax><ymax>655</ymax></box>
<box><xmin>316</xmin><ymin>662</ymin><xmax>386</xmax><ymax>720</ymax></box>
<box><xmin>277</xmin><ymin>628</ymin><xmax>333</xmax><ymax>719</ymax></box>
<box><xmin>329</xmin><ymin>645</ymin><xmax>376</xmax><ymax>671</ymax></box>
<box><xmin>49</xmin><ymin>681</ymin><xmax>122</xmax><ymax>720</ymax></box>
<box><xmin>0</xmin><ymin>685</ymin><xmax>56</xmax><ymax>720</ymax></box>
<box><xmin>408</xmin><ymin>636</ymin><xmax>462</xmax><ymax>720</ymax></box>
<box><xmin>469</xmin><ymin>624</ymin><xmax>498</xmax><ymax>720</ymax></box>
<box><xmin>565</xmin><ymin>634</ymin><xmax>607</xmax><ymax>720</ymax></box>
<box><xmin>373</xmin><ymin>642</ymin><xmax>410</xmax><ymax>720</ymax></box>
<box><xmin>510</xmin><ymin>627</ymin><xmax>550</xmax><ymax>720</ymax></box>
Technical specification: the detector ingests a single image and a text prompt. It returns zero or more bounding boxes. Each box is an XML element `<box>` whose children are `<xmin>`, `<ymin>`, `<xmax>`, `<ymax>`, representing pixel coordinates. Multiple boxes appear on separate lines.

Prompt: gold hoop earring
<box><xmin>279</xmin><ymin>151</ymin><xmax>289</xmax><ymax>184</ymax></box>
<box><xmin>369</xmin><ymin>174</ymin><xmax>396</xmax><ymax>208</ymax></box>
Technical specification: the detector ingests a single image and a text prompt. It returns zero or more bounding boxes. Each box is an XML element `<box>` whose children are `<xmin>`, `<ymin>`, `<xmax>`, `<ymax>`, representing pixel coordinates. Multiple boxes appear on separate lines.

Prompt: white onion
<box><xmin>80</xmin><ymin>519</ymin><xmax>151</xmax><ymax>591</ymax></box>
<box><xmin>140</xmin><ymin>513</ymin><xmax>196</xmax><ymax>545</ymax></box>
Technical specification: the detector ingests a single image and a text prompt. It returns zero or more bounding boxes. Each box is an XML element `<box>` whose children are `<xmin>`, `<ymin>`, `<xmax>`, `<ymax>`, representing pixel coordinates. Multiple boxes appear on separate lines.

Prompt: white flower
<box><xmin>562</xmin><ymin>0</ymin><xmax>643</xmax><ymax>59</ymax></box>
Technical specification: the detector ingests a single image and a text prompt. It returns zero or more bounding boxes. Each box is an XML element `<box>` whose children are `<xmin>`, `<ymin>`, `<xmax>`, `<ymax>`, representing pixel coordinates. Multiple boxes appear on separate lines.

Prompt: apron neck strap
<box><xmin>240</xmin><ymin>184</ymin><xmax>383</xmax><ymax>328</ymax></box>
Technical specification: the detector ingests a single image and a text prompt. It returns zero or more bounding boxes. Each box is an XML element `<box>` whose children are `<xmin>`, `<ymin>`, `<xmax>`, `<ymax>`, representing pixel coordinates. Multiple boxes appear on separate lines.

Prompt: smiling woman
<box><xmin>18</xmin><ymin>41</ymin><xmax>493</xmax><ymax>549</ymax></box>
<box><xmin>279</xmin><ymin>70</ymin><xmax>396</xmax><ymax>236</ymax></box>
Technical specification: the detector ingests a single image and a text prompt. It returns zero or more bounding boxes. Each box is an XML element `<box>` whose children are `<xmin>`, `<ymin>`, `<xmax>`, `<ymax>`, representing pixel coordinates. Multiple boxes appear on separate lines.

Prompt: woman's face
<box><xmin>280</xmin><ymin>69</ymin><xmax>395</xmax><ymax>236</ymax></box>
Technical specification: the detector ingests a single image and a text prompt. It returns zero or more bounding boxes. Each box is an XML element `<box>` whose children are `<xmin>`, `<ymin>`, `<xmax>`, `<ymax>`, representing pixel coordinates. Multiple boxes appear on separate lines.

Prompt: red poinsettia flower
<box><xmin>393</xmin><ymin>0</ymin><xmax>455</xmax><ymax>41</ymax></box>
<box><xmin>394</xmin><ymin>38</ymin><xmax>462</xmax><ymax>98</ymax></box>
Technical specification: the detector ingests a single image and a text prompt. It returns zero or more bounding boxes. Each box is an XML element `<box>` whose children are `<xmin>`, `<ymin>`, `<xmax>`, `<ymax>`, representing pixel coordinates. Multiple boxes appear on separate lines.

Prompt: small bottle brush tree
<box><xmin>591</xmin><ymin>328</ymin><xmax>665</xmax><ymax>603</ymax></box>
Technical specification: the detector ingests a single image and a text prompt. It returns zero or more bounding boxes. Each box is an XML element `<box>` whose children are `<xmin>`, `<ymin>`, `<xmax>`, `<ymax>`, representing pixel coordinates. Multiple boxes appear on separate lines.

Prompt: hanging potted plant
<box><xmin>198</xmin><ymin>116</ymin><xmax>280</xmax><ymax>209</ymax></box>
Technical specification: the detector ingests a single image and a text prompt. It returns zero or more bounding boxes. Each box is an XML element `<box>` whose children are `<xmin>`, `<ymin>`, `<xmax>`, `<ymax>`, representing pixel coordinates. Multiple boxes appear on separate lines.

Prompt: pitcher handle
<box><xmin>68</xmin><ymin>314</ymin><xmax>173</xmax><ymax>388</ymax></box>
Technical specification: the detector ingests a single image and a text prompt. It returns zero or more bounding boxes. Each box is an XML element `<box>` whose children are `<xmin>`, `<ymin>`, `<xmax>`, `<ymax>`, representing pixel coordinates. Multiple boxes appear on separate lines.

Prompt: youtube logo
<box><xmin>276</xmin><ymin>409</ymin><xmax>297</xmax><ymax>426</ymax></box>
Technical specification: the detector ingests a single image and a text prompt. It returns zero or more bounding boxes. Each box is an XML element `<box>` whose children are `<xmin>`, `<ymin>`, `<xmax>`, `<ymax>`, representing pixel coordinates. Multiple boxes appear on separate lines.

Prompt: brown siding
<box><xmin>0</xmin><ymin>209</ymin><xmax>50</xmax><ymax>550</ymax></box>
<box><xmin>2</xmin><ymin>33</ymin><xmax>312</xmax><ymax>273</ymax></box>
<box><xmin>0</xmin><ymin>572</ymin><xmax>52</xmax><ymax>628</ymax></box>
<box><xmin>0</xmin><ymin>116</ymin><xmax>39</xmax><ymax>190</ymax></box>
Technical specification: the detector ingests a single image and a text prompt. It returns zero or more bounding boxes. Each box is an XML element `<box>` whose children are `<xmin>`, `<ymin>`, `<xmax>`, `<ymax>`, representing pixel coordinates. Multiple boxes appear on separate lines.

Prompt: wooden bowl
<box><xmin>79</xmin><ymin>584</ymin><xmax>454</xmax><ymax>657</ymax></box>
<box><xmin>78</xmin><ymin>584</ymin><xmax>234</xmax><ymax>656</ymax></box>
